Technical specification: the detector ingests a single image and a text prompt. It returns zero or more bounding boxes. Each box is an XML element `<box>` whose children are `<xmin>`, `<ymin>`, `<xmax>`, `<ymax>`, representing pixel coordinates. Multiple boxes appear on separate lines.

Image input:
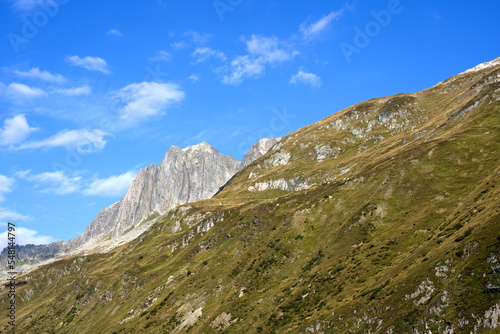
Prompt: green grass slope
<box><xmin>1</xmin><ymin>62</ymin><xmax>499</xmax><ymax>333</ymax></box>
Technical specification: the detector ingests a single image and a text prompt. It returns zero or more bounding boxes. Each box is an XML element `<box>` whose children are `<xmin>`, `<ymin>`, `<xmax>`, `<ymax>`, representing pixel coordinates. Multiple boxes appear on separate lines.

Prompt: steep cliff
<box><xmin>69</xmin><ymin>141</ymin><xmax>241</xmax><ymax>247</ymax></box>
<box><xmin>240</xmin><ymin>138</ymin><xmax>281</xmax><ymax>168</ymax></box>
<box><xmin>1</xmin><ymin>140</ymin><xmax>278</xmax><ymax>268</ymax></box>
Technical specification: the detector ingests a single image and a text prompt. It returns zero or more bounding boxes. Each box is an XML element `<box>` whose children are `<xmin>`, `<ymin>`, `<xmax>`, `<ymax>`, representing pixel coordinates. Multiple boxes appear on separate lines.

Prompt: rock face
<box><xmin>240</xmin><ymin>138</ymin><xmax>281</xmax><ymax>168</ymax></box>
<box><xmin>1</xmin><ymin>140</ymin><xmax>278</xmax><ymax>269</ymax></box>
<box><xmin>69</xmin><ymin>142</ymin><xmax>241</xmax><ymax>247</ymax></box>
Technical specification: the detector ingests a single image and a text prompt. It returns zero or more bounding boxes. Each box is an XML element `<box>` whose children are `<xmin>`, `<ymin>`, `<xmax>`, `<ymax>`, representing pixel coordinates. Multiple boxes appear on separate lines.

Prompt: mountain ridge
<box><xmin>1</xmin><ymin>57</ymin><xmax>499</xmax><ymax>333</ymax></box>
<box><xmin>0</xmin><ymin>139</ymin><xmax>280</xmax><ymax>271</ymax></box>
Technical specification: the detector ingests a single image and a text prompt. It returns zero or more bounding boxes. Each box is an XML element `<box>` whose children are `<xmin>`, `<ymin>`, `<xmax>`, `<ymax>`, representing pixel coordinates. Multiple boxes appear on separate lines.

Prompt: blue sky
<box><xmin>0</xmin><ymin>0</ymin><xmax>499</xmax><ymax>248</ymax></box>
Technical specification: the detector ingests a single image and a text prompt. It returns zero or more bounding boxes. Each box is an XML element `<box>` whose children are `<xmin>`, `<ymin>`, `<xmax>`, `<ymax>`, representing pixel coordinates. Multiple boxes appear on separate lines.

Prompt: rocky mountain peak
<box><xmin>166</xmin><ymin>141</ymin><xmax>214</xmax><ymax>155</ymax></box>
<box><xmin>1</xmin><ymin>138</ymin><xmax>279</xmax><ymax>270</ymax></box>
<box><xmin>79</xmin><ymin>142</ymin><xmax>241</xmax><ymax>245</ymax></box>
<box><xmin>241</xmin><ymin>137</ymin><xmax>281</xmax><ymax>168</ymax></box>
<box><xmin>191</xmin><ymin>141</ymin><xmax>214</xmax><ymax>150</ymax></box>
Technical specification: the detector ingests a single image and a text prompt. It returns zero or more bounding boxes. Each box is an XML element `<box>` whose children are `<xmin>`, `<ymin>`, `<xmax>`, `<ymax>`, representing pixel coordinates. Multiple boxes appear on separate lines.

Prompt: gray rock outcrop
<box><xmin>241</xmin><ymin>138</ymin><xmax>281</xmax><ymax>168</ymax></box>
<box><xmin>69</xmin><ymin>141</ymin><xmax>241</xmax><ymax>246</ymax></box>
<box><xmin>1</xmin><ymin>139</ymin><xmax>279</xmax><ymax>270</ymax></box>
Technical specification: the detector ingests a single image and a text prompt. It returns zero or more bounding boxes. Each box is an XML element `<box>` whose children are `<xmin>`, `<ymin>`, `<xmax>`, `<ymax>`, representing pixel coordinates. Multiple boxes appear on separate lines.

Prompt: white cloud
<box><xmin>17</xmin><ymin>129</ymin><xmax>109</xmax><ymax>152</ymax></box>
<box><xmin>191</xmin><ymin>47</ymin><xmax>226</xmax><ymax>64</ymax></box>
<box><xmin>290</xmin><ymin>70</ymin><xmax>322</xmax><ymax>88</ymax></box>
<box><xmin>0</xmin><ymin>175</ymin><xmax>15</xmax><ymax>202</ymax></box>
<box><xmin>13</xmin><ymin>67</ymin><xmax>66</xmax><ymax>83</ymax></box>
<box><xmin>14</xmin><ymin>170</ymin><xmax>30</xmax><ymax>179</ymax></box>
<box><xmin>0</xmin><ymin>114</ymin><xmax>37</xmax><ymax>146</ymax></box>
<box><xmin>114</xmin><ymin>82</ymin><xmax>185</xmax><ymax>121</ymax></box>
<box><xmin>7</xmin><ymin>83</ymin><xmax>47</xmax><ymax>98</ymax></box>
<box><xmin>0</xmin><ymin>207</ymin><xmax>30</xmax><ymax>222</ymax></box>
<box><xmin>0</xmin><ymin>227</ymin><xmax>53</xmax><ymax>250</ymax></box>
<box><xmin>299</xmin><ymin>10</ymin><xmax>344</xmax><ymax>39</ymax></box>
<box><xmin>53</xmin><ymin>85</ymin><xmax>91</xmax><ymax>96</ymax></box>
<box><xmin>188</xmin><ymin>74</ymin><xmax>199</xmax><ymax>83</ymax></box>
<box><xmin>9</xmin><ymin>0</ymin><xmax>57</xmax><ymax>15</ymax></box>
<box><xmin>169</xmin><ymin>31</ymin><xmax>212</xmax><ymax>51</ymax></box>
<box><xmin>185</xmin><ymin>31</ymin><xmax>212</xmax><ymax>45</ymax></box>
<box><xmin>170</xmin><ymin>41</ymin><xmax>188</xmax><ymax>50</ymax></box>
<box><xmin>107</xmin><ymin>29</ymin><xmax>123</xmax><ymax>37</ymax></box>
<box><xmin>16</xmin><ymin>169</ymin><xmax>135</xmax><ymax>198</ymax></box>
<box><xmin>18</xmin><ymin>170</ymin><xmax>81</xmax><ymax>195</ymax></box>
<box><xmin>222</xmin><ymin>56</ymin><xmax>265</xmax><ymax>86</ymax></box>
<box><xmin>10</xmin><ymin>0</ymin><xmax>39</xmax><ymax>13</ymax></box>
<box><xmin>221</xmin><ymin>35</ymin><xmax>296</xmax><ymax>86</ymax></box>
<box><xmin>149</xmin><ymin>50</ymin><xmax>172</xmax><ymax>62</ymax></box>
<box><xmin>83</xmin><ymin>171</ymin><xmax>136</xmax><ymax>197</ymax></box>
<box><xmin>246</xmin><ymin>35</ymin><xmax>296</xmax><ymax>63</ymax></box>
<box><xmin>66</xmin><ymin>56</ymin><xmax>111</xmax><ymax>75</ymax></box>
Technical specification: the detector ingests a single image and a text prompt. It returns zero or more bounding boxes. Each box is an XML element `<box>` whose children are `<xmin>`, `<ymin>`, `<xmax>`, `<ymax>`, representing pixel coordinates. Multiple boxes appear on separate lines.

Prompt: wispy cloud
<box><xmin>66</xmin><ymin>56</ymin><xmax>111</xmax><ymax>75</ymax></box>
<box><xmin>17</xmin><ymin>129</ymin><xmax>109</xmax><ymax>152</ymax></box>
<box><xmin>13</xmin><ymin>67</ymin><xmax>66</xmax><ymax>83</ymax></box>
<box><xmin>186</xmin><ymin>127</ymin><xmax>220</xmax><ymax>144</ymax></box>
<box><xmin>170</xmin><ymin>41</ymin><xmax>188</xmax><ymax>50</ymax></box>
<box><xmin>0</xmin><ymin>207</ymin><xmax>30</xmax><ymax>222</ymax></box>
<box><xmin>0</xmin><ymin>227</ymin><xmax>53</xmax><ymax>250</ymax></box>
<box><xmin>246</xmin><ymin>35</ymin><xmax>296</xmax><ymax>63</ymax></box>
<box><xmin>221</xmin><ymin>35</ymin><xmax>296</xmax><ymax>86</ymax></box>
<box><xmin>107</xmin><ymin>29</ymin><xmax>123</xmax><ymax>37</ymax></box>
<box><xmin>0</xmin><ymin>114</ymin><xmax>37</xmax><ymax>146</ymax></box>
<box><xmin>191</xmin><ymin>47</ymin><xmax>227</xmax><ymax>64</ymax></box>
<box><xmin>427</xmin><ymin>10</ymin><xmax>443</xmax><ymax>21</ymax></box>
<box><xmin>52</xmin><ymin>85</ymin><xmax>92</xmax><ymax>96</ymax></box>
<box><xmin>9</xmin><ymin>0</ymin><xmax>57</xmax><ymax>15</ymax></box>
<box><xmin>222</xmin><ymin>56</ymin><xmax>265</xmax><ymax>86</ymax></box>
<box><xmin>188</xmin><ymin>74</ymin><xmax>199</xmax><ymax>83</ymax></box>
<box><xmin>82</xmin><ymin>171</ymin><xmax>136</xmax><ymax>197</ymax></box>
<box><xmin>149</xmin><ymin>50</ymin><xmax>172</xmax><ymax>62</ymax></box>
<box><xmin>6</xmin><ymin>83</ymin><xmax>47</xmax><ymax>99</ymax></box>
<box><xmin>10</xmin><ymin>0</ymin><xmax>40</xmax><ymax>13</ymax></box>
<box><xmin>299</xmin><ymin>10</ymin><xmax>344</xmax><ymax>39</ymax></box>
<box><xmin>170</xmin><ymin>31</ymin><xmax>212</xmax><ymax>51</ymax></box>
<box><xmin>114</xmin><ymin>82</ymin><xmax>185</xmax><ymax>122</ymax></box>
<box><xmin>18</xmin><ymin>169</ymin><xmax>136</xmax><ymax>198</ymax></box>
<box><xmin>185</xmin><ymin>31</ymin><xmax>213</xmax><ymax>45</ymax></box>
<box><xmin>290</xmin><ymin>69</ymin><xmax>322</xmax><ymax>88</ymax></box>
<box><xmin>17</xmin><ymin>170</ymin><xmax>81</xmax><ymax>195</ymax></box>
<box><xmin>0</xmin><ymin>175</ymin><xmax>15</xmax><ymax>202</ymax></box>
<box><xmin>191</xmin><ymin>8</ymin><xmax>346</xmax><ymax>86</ymax></box>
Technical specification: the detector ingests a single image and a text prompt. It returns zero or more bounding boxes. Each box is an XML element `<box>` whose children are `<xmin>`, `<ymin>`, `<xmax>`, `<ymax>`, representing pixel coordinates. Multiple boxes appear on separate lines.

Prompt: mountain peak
<box><xmin>166</xmin><ymin>142</ymin><xmax>216</xmax><ymax>155</ymax></box>
<box><xmin>463</xmin><ymin>56</ymin><xmax>500</xmax><ymax>74</ymax></box>
<box><xmin>184</xmin><ymin>141</ymin><xmax>215</xmax><ymax>152</ymax></box>
<box><xmin>0</xmin><ymin>137</ymin><xmax>280</xmax><ymax>272</ymax></box>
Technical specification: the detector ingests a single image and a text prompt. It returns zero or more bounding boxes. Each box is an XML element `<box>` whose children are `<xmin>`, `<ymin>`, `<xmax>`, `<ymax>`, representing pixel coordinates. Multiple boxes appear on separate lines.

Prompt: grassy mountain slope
<box><xmin>1</xmin><ymin>61</ymin><xmax>500</xmax><ymax>333</ymax></box>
